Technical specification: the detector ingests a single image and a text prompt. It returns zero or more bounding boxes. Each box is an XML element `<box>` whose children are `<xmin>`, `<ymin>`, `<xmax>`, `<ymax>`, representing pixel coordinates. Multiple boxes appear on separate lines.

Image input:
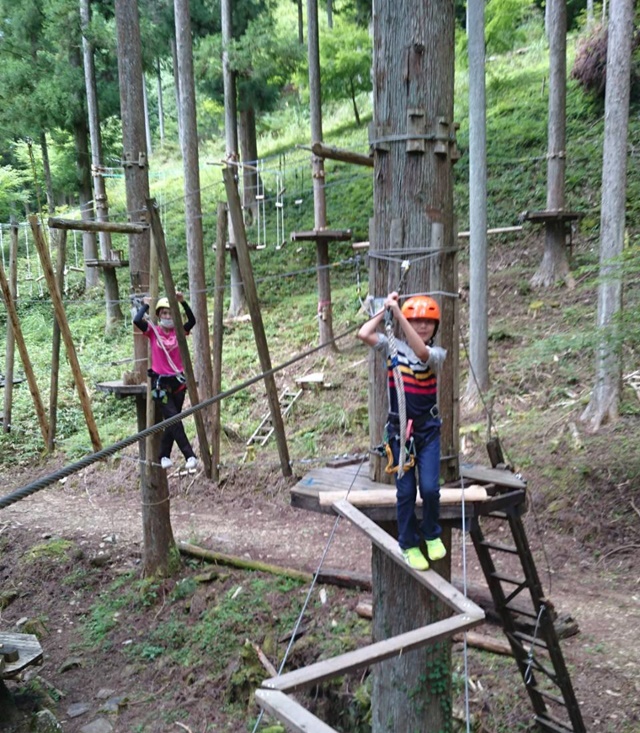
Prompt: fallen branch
<box><xmin>596</xmin><ymin>543</ymin><xmax>640</xmax><ymax>564</ymax></box>
<box><xmin>249</xmin><ymin>640</ymin><xmax>278</xmax><ymax>677</ymax></box>
<box><xmin>178</xmin><ymin>542</ymin><xmax>372</xmax><ymax>590</ymax></box>
<box><xmin>452</xmin><ymin>631</ymin><xmax>512</xmax><ymax>657</ymax></box>
<box><xmin>179</xmin><ymin>542</ymin><xmax>312</xmax><ymax>581</ymax></box>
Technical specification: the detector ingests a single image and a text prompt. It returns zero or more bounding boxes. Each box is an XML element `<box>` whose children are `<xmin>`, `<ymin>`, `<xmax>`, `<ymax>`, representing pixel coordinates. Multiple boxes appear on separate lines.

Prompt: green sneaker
<box><xmin>426</xmin><ymin>538</ymin><xmax>447</xmax><ymax>561</ymax></box>
<box><xmin>401</xmin><ymin>547</ymin><xmax>429</xmax><ymax>571</ymax></box>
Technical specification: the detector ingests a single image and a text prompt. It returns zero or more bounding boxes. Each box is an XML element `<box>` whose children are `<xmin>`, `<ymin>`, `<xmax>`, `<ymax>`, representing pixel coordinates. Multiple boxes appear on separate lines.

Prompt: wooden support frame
<box><xmin>255</xmin><ymin>501</ymin><xmax>484</xmax><ymax>731</ymax></box>
<box><xmin>30</xmin><ymin>217</ymin><xmax>102</xmax><ymax>452</ymax></box>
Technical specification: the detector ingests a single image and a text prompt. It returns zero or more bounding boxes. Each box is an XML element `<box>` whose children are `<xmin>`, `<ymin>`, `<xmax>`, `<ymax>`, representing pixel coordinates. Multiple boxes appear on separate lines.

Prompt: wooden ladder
<box><xmin>247</xmin><ymin>388</ymin><xmax>302</xmax><ymax>447</ymax></box>
<box><xmin>470</xmin><ymin>495</ymin><xmax>586</xmax><ymax>733</ymax></box>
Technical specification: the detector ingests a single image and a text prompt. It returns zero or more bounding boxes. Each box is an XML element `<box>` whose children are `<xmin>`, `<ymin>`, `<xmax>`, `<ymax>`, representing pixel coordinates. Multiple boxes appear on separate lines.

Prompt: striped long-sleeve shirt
<box><xmin>374</xmin><ymin>334</ymin><xmax>446</xmax><ymax>420</ymax></box>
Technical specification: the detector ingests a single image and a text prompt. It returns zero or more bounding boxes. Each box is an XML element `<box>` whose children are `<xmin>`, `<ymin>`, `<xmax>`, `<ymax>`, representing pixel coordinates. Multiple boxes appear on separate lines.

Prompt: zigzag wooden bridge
<box><xmin>253</xmin><ymin>462</ymin><xmax>585</xmax><ymax>733</ymax></box>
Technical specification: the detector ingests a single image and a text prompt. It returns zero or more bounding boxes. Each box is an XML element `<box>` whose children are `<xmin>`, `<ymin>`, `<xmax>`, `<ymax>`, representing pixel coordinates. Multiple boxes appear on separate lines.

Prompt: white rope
<box><xmin>385</xmin><ymin>314</ymin><xmax>408</xmax><ymax>479</ymax></box>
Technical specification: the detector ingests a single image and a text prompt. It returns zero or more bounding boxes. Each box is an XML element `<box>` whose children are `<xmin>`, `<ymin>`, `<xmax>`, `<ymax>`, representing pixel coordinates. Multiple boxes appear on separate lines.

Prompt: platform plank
<box><xmin>0</xmin><ymin>633</ymin><xmax>43</xmax><ymax>678</ymax></box>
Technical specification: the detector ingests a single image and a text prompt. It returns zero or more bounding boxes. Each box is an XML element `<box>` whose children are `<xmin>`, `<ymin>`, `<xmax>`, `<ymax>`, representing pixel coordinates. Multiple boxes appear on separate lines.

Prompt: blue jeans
<box><xmin>389</xmin><ymin>424</ymin><xmax>441</xmax><ymax>549</ymax></box>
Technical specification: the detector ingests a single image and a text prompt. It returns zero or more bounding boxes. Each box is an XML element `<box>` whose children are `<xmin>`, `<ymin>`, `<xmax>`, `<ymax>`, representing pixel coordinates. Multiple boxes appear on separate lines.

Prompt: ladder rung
<box><xmin>531</xmin><ymin>686</ymin><xmax>567</xmax><ymax>707</ymax></box>
<box><xmin>533</xmin><ymin>713</ymin><xmax>575</xmax><ymax>733</ymax></box>
<box><xmin>512</xmin><ymin>630</ymin><xmax>548</xmax><ymax>650</ymax></box>
<box><xmin>491</xmin><ymin>571</ymin><xmax>527</xmax><ymax>585</ymax></box>
<box><xmin>479</xmin><ymin>539</ymin><xmax>519</xmax><ymax>554</ymax></box>
<box><xmin>504</xmin><ymin>604</ymin><xmax>539</xmax><ymax>620</ymax></box>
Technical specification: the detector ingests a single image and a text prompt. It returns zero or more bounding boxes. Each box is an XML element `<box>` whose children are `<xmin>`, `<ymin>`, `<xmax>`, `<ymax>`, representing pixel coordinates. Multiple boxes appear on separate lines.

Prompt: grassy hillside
<box><xmin>0</xmin><ymin>30</ymin><xmax>639</xmax><ymax>473</ymax></box>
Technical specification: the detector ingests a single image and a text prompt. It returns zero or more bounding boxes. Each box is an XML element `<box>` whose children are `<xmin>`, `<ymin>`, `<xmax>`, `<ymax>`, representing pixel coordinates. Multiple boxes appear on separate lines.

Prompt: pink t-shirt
<box><xmin>144</xmin><ymin>325</ymin><xmax>185</xmax><ymax>375</ymax></box>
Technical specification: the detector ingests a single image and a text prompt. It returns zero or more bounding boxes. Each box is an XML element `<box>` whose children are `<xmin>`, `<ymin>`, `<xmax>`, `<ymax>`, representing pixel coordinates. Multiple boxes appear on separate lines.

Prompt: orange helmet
<box><xmin>401</xmin><ymin>295</ymin><xmax>440</xmax><ymax>321</ymax></box>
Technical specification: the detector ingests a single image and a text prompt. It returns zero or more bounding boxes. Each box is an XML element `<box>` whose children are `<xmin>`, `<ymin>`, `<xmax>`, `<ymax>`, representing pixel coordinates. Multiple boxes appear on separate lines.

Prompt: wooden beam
<box><xmin>318</xmin><ymin>485</ymin><xmax>488</xmax><ymax>507</ymax></box>
<box><xmin>223</xmin><ymin>167</ymin><xmax>291</xmax><ymax>478</ymax></box>
<box><xmin>48</xmin><ymin>216</ymin><xmax>148</xmax><ymax>234</ymax></box>
<box><xmin>0</xmin><ymin>248</ymin><xmax>49</xmax><ymax>444</ymax></box>
<box><xmin>261</xmin><ymin>612</ymin><xmax>480</xmax><ymax>693</ymax></box>
<box><xmin>2</xmin><ymin>224</ymin><xmax>19</xmax><ymax>435</ymax></box>
<box><xmin>311</xmin><ymin>141</ymin><xmax>374</xmax><ymax>168</ymax></box>
<box><xmin>48</xmin><ymin>230</ymin><xmax>67</xmax><ymax>451</ymax></box>
<box><xmin>147</xmin><ymin>200</ymin><xmax>213</xmax><ymax>479</ymax></box>
<box><xmin>30</xmin><ymin>217</ymin><xmax>102</xmax><ymax>452</ymax></box>
<box><xmin>255</xmin><ymin>690</ymin><xmax>337</xmax><ymax>733</ymax></box>
<box><xmin>211</xmin><ymin>202</ymin><xmax>227</xmax><ymax>483</ymax></box>
<box><xmin>332</xmin><ymin>500</ymin><xmax>484</xmax><ymax>618</ymax></box>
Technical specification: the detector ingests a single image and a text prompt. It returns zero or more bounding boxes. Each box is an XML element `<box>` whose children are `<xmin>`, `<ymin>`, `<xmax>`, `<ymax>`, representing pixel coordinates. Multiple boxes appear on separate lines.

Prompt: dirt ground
<box><xmin>0</xmin><ymin>451</ymin><xmax>639</xmax><ymax>733</ymax></box>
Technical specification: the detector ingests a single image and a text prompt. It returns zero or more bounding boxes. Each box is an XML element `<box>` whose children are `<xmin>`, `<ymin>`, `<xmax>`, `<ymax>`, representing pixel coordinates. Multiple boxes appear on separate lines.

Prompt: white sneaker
<box><xmin>160</xmin><ymin>457</ymin><xmax>173</xmax><ymax>469</ymax></box>
<box><xmin>185</xmin><ymin>456</ymin><xmax>197</xmax><ymax>471</ymax></box>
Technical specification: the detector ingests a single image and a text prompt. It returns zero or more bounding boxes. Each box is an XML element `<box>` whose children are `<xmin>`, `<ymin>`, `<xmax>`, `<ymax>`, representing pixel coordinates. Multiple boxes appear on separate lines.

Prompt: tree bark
<box><xmin>581</xmin><ymin>0</ymin><xmax>634</xmax><ymax>432</ymax></box>
<box><xmin>174</xmin><ymin>0</ymin><xmax>214</xmax><ymax>444</ymax></box>
<box><xmin>72</xmin><ymin>116</ymin><xmax>99</xmax><ymax>290</ymax></box>
<box><xmin>238</xmin><ymin>105</ymin><xmax>259</xmax><ymax>227</ymax></box>
<box><xmin>464</xmin><ymin>0</ymin><xmax>489</xmax><ymax>410</ymax></box>
<box><xmin>531</xmin><ymin>0</ymin><xmax>573</xmax><ymax>289</ymax></box>
<box><xmin>115</xmin><ymin>0</ymin><xmax>174</xmax><ymax>578</ymax></box>
<box><xmin>40</xmin><ymin>132</ymin><xmax>55</xmax><ymax>213</ymax></box>
<box><xmin>369</xmin><ymin>0</ymin><xmax>457</xmax><ymax>728</ymax></box>
<box><xmin>308</xmin><ymin>0</ymin><xmax>336</xmax><ymax>349</ymax></box>
<box><xmin>221</xmin><ymin>0</ymin><xmax>246</xmax><ymax>317</ymax></box>
<box><xmin>157</xmin><ymin>58</ymin><xmax>165</xmax><ymax>143</ymax></box>
<box><xmin>80</xmin><ymin>0</ymin><xmax>123</xmax><ymax>330</ymax></box>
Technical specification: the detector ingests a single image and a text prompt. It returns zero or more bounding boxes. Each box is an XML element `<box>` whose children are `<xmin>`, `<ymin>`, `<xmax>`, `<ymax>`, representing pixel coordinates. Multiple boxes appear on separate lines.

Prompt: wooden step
<box><xmin>512</xmin><ymin>630</ymin><xmax>549</xmax><ymax>650</ymax></box>
<box><xmin>534</xmin><ymin>713</ymin><xmax>576</xmax><ymax>733</ymax></box>
<box><xmin>478</xmin><ymin>539</ymin><xmax>519</xmax><ymax>554</ymax></box>
<box><xmin>531</xmin><ymin>686</ymin><xmax>567</xmax><ymax>707</ymax></box>
<box><xmin>491</xmin><ymin>571</ymin><xmax>527</xmax><ymax>586</ymax></box>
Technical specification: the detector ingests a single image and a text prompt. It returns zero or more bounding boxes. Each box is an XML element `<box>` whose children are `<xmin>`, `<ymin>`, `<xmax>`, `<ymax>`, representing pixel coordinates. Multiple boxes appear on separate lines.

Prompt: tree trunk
<box><xmin>72</xmin><ymin>116</ymin><xmax>99</xmax><ymax>290</ymax></box>
<box><xmin>372</xmin><ymin>529</ymin><xmax>452</xmax><ymax>732</ymax></box>
<box><xmin>171</xmin><ymin>37</ymin><xmax>182</xmax><ymax>146</ymax></box>
<box><xmin>464</xmin><ymin>0</ymin><xmax>489</xmax><ymax>410</ymax></box>
<box><xmin>297</xmin><ymin>0</ymin><xmax>304</xmax><ymax>44</ymax></box>
<box><xmin>221</xmin><ymin>0</ymin><xmax>246</xmax><ymax>317</ymax></box>
<box><xmin>308</xmin><ymin>0</ymin><xmax>336</xmax><ymax>349</ymax></box>
<box><xmin>239</xmin><ymin>105</ymin><xmax>259</xmax><ymax>227</ymax></box>
<box><xmin>79</xmin><ymin>0</ymin><xmax>123</xmax><ymax>331</ymax></box>
<box><xmin>157</xmin><ymin>58</ymin><xmax>165</xmax><ymax>143</ymax></box>
<box><xmin>531</xmin><ymin>0</ymin><xmax>573</xmax><ymax>289</ymax></box>
<box><xmin>369</xmin><ymin>0</ymin><xmax>458</xmax><ymax>728</ymax></box>
<box><xmin>174</xmin><ymin>0</ymin><xmax>214</xmax><ymax>444</ymax></box>
<box><xmin>581</xmin><ymin>0</ymin><xmax>634</xmax><ymax>432</ymax></box>
<box><xmin>115</xmin><ymin>0</ymin><xmax>174</xmax><ymax>578</ymax></box>
<box><xmin>142</xmin><ymin>73</ymin><xmax>153</xmax><ymax>156</ymax></box>
<box><xmin>40</xmin><ymin>132</ymin><xmax>55</xmax><ymax>213</ymax></box>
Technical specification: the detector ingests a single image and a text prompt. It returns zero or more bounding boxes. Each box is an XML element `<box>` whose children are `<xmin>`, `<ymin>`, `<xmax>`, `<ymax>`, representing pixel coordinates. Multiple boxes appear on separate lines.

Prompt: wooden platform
<box><xmin>521</xmin><ymin>209</ymin><xmax>583</xmax><ymax>223</ymax></box>
<box><xmin>0</xmin><ymin>633</ymin><xmax>43</xmax><ymax>679</ymax></box>
<box><xmin>291</xmin><ymin>461</ymin><xmax>527</xmax><ymax>522</ymax></box>
<box><xmin>96</xmin><ymin>380</ymin><xmax>147</xmax><ymax>398</ymax></box>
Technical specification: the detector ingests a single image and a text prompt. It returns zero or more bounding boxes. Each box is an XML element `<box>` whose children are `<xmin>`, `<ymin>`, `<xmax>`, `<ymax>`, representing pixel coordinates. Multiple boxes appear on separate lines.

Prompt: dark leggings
<box><xmin>159</xmin><ymin>389</ymin><xmax>195</xmax><ymax>460</ymax></box>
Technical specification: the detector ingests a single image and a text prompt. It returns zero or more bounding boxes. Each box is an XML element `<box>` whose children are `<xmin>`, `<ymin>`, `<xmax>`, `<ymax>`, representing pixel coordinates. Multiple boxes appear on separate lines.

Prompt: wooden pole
<box><xmin>48</xmin><ymin>217</ymin><xmax>148</xmax><ymax>235</ymax></box>
<box><xmin>211</xmin><ymin>202</ymin><xmax>228</xmax><ymax>482</ymax></box>
<box><xmin>48</xmin><ymin>230</ymin><xmax>67</xmax><ymax>452</ymax></box>
<box><xmin>223</xmin><ymin>168</ymin><xmax>292</xmax><ymax>478</ymax></box>
<box><xmin>29</xmin><ymin>216</ymin><xmax>102</xmax><ymax>452</ymax></box>
<box><xmin>0</xmin><ymin>258</ymin><xmax>49</xmax><ymax>444</ymax></box>
<box><xmin>145</xmin><ymin>227</ymin><xmax>160</xmax><ymax>464</ymax></box>
<box><xmin>307</xmin><ymin>0</ymin><xmax>336</xmax><ymax>350</ymax></box>
<box><xmin>147</xmin><ymin>199</ymin><xmax>213</xmax><ymax>479</ymax></box>
<box><xmin>2</xmin><ymin>224</ymin><xmax>18</xmax><ymax>434</ymax></box>
<box><xmin>311</xmin><ymin>142</ymin><xmax>373</xmax><ymax>168</ymax></box>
